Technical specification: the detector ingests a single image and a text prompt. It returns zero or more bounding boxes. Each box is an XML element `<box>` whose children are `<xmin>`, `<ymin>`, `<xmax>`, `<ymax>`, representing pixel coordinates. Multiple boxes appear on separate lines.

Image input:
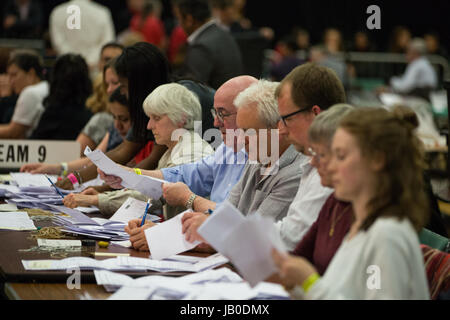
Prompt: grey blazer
<box><xmin>184</xmin><ymin>23</ymin><xmax>243</xmax><ymax>89</ymax></box>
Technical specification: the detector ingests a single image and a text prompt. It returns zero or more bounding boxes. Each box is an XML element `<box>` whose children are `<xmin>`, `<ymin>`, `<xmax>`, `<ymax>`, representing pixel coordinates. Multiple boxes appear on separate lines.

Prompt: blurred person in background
<box><xmin>0</xmin><ymin>48</ymin><xmax>18</xmax><ymax>124</ymax></box>
<box><xmin>270</xmin><ymin>35</ymin><xmax>304</xmax><ymax>82</ymax></box>
<box><xmin>2</xmin><ymin>0</ymin><xmax>43</xmax><ymax>38</ymax></box>
<box><xmin>0</xmin><ymin>50</ymin><xmax>48</xmax><ymax>138</ymax></box>
<box><xmin>309</xmin><ymin>45</ymin><xmax>348</xmax><ymax>88</ymax></box>
<box><xmin>174</xmin><ymin>0</ymin><xmax>243</xmax><ymax>89</ymax></box>
<box><xmin>129</xmin><ymin>0</ymin><xmax>167</xmax><ymax>51</ymax></box>
<box><xmin>388</xmin><ymin>38</ymin><xmax>438</xmax><ymax>99</ymax></box>
<box><xmin>389</xmin><ymin>26</ymin><xmax>412</xmax><ymax>53</ymax></box>
<box><xmin>424</xmin><ymin>31</ymin><xmax>448</xmax><ymax>59</ymax></box>
<box><xmin>49</xmin><ymin>0</ymin><xmax>115</xmax><ymax>74</ymax></box>
<box><xmin>323</xmin><ymin>28</ymin><xmax>344</xmax><ymax>55</ymax></box>
<box><xmin>77</xmin><ymin>44</ymin><xmax>124</xmax><ymax>155</ymax></box>
<box><xmin>30</xmin><ymin>54</ymin><xmax>93</xmax><ymax>140</ymax></box>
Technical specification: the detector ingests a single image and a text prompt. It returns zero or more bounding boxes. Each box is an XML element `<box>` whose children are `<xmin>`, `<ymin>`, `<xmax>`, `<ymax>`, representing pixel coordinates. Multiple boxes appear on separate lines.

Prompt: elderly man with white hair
<box><xmin>390</xmin><ymin>37</ymin><xmax>438</xmax><ymax>94</ymax></box>
<box><xmin>181</xmin><ymin>79</ymin><xmax>306</xmax><ymax>244</ymax></box>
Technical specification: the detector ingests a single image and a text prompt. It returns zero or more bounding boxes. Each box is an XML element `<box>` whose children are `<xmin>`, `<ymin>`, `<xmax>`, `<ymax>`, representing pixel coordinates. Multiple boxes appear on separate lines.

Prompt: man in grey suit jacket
<box><xmin>174</xmin><ymin>0</ymin><xmax>243</xmax><ymax>89</ymax></box>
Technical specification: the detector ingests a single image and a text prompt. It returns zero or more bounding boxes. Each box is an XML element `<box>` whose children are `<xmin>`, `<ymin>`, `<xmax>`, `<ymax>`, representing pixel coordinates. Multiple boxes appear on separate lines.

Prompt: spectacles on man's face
<box><xmin>211</xmin><ymin>108</ymin><xmax>237</xmax><ymax>122</ymax></box>
<box><xmin>308</xmin><ymin>147</ymin><xmax>319</xmax><ymax>160</ymax></box>
<box><xmin>279</xmin><ymin>107</ymin><xmax>310</xmax><ymax>127</ymax></box>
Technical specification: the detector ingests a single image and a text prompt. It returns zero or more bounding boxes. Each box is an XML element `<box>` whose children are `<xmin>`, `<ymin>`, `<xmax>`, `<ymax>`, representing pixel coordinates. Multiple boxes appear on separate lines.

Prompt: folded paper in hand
<box><xmin>84</xmin><ymin>147</ymin><xmax>167</xmax><ymax>199</ymax></box>
<box><xmin>198</xmin><ymin>201</ymin><xmax>286</xmax><ymax>287</ymax></box>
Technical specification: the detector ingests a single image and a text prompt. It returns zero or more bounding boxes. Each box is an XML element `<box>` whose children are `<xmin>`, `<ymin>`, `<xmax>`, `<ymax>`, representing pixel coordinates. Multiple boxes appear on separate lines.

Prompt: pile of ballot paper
<box><xmin>0</xmin><ymin>173</ymin><xmax>163</xmax><ymax>241</ymax></box>
<box><xmin>95</xmin><ymin>268</ymin><xmax>289</xmax><ymax>300</ymax></box>
<box><xmin>22</xmin><ymin>253</ymin><xmax>229</xmax><ymax>273</ymax></box>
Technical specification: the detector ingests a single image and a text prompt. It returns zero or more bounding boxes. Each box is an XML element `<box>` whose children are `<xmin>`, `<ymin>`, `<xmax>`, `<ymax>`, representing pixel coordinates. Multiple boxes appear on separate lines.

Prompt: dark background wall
<box><xmin>2</xmin><ymin>0</ymin><xmax>450</xmax><ymax>52</ymax></box>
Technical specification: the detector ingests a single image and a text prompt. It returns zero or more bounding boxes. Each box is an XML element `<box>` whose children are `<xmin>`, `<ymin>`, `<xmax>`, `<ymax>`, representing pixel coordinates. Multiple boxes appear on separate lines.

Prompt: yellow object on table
<box><xmin>98</xmin><ymin>241</ymin><xmax>110</xmax><ymax>248</ymax></box>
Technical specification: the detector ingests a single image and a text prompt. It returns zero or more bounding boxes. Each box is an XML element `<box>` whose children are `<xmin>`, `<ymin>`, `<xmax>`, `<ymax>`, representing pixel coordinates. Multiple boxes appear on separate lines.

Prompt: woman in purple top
<box><xmin>291</xmin><ymin>103</ymin><xmax>355</xmax><ymax>275</ymax></box>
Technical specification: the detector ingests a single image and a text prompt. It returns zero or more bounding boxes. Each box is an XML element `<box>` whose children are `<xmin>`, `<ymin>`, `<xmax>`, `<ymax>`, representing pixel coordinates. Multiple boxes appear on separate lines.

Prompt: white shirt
<box><xmin>295</xmin><ymin>217</ymin><xmax>430</xmax><ymax>300</ymax></box>
<box><xmin>274</xmin><ymin>158</ymin><xmax>333</xmax><ymax>251</ymax></box>
<box><xmin>11</xmin><ymin>81</ymin><xmax>49</xmax><ymax>138</ymax></box>
<box><xmin>49</xmin><ymin>0</ymin><xmax>115</xmax><ymax>70</ymax></box>
<box><xmin>390</xmin><ymin>56</ymin><xmax>438</xmax><ymax>93</ymax></box>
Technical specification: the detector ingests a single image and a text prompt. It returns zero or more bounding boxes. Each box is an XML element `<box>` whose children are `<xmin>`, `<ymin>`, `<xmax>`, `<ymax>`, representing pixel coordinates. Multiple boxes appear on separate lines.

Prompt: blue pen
<box><xmin>140</xmin><ymin>199</ymin><xmax>151</xmax><ymax>227</ymax></box>
<box><xmin>46</xmin><ymin>175</ymin><xmax>65</xmax><ymax>199</ymax></box>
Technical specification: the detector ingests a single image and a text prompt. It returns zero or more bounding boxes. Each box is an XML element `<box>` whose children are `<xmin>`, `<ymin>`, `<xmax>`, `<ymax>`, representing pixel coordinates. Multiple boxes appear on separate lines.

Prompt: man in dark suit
<box><xmin>174</xmin><ymin>0</ymin><xmax>243</xmax><ymax>89</ymax></box>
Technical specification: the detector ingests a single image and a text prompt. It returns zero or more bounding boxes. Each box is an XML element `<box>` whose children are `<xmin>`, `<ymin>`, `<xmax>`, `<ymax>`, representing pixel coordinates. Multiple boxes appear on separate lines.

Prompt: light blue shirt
<box><xmin>161</xmin><ymin>142</ymin><xmax>248</xmax><ymax>204</ymax></box>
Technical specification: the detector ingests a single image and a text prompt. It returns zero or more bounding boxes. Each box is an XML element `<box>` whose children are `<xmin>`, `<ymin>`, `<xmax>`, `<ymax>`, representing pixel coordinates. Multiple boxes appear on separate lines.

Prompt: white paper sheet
<box><xmin>9</xmin><ymin>172</ymin><xmax>58</xmax><ymax>187</ymax></box>
<box><xmin>0</xmin><ymin>203</ymin><xmax>18</xmax><ymax>211</ymax></box>
<box><xmin>197</xmin><ymin>201</ymin><xmax>244</xmax><ymax>255</ymax></box>
<box><xmin>101</xmin><ymin>267</ymin><xmax>288</xmax><ymax>300</ymax></box>
<box><xmin>145</xmin><ymin>210</ymin><xmax>200</xmax><ymax>260</ymax></box>
<box><xmin>110</xmin><ymin>197</ymin><xmax>152</xmax><ymax>224</ymax></box>
<box><xmin>198</xmin><ymin>202</ymin><xmax>286</xmax><ymax>287</ymax></box>
<box><xmin>22</xmin><ymin>253</ymin><xmax>228</xmax><ymax>273</ymax></box>
<box><xmin>84</xmin><ymin>147</ymin><xmax>167</xmax><ymax>199</ymax></box>
<box><xmin>0</xmin><ymin>211</ymin><xmax>36</xmax><ymax>230</ymax></box>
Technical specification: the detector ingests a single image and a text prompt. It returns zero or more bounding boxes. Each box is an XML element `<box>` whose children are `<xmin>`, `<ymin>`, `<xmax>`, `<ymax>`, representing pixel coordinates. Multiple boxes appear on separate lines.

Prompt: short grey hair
<box><xmin>308</xmin><ymin>103</ymin><xmax>355</xmax><ymax>145</ymax></box>
<box><xmin>233</xmin><ymin>79</ymin><xmax>280</xmax><ymax>128</ymax></box>
<box><xmin>142</xmin><ymin>83</ymin><xmax>201</xmax><ymax>130</ymax></box>
<box><xmin>409</xmin><ymin>38</ymin><xmax>427</xmax><ymax>56</ymax></box>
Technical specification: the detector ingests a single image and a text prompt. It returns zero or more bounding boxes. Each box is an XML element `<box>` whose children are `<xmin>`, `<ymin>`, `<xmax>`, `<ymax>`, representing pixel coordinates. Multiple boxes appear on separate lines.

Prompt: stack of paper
<box><xmin>22</xmin><ymin>253</ymin><xmax>229</xmax><ymax>273</ymax></box>
<box><xmin>0</xmin><ymin>211</ymin><xmax>36</xmax><ymax>231</ymax></box>
<box><xmin>99</xmin><ymin>267</ymin><xmax>290</xmax><ymax>300</ymax></box>
<box><xmin>9</xmin><ymin>172</ymin><xmax>58</xmax><ymax>188</ymax></box>
<box><xmin>198</xmin><ymin>201</ymin><xmax>287</xmax><ymax>287</ymax></box>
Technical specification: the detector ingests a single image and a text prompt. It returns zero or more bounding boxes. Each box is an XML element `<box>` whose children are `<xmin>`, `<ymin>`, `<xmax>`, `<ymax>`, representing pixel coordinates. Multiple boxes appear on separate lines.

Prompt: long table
<box><xmin>0</xmin><ymin>208</ymin><xmax>216</xmax><ymax>300</ymax></box>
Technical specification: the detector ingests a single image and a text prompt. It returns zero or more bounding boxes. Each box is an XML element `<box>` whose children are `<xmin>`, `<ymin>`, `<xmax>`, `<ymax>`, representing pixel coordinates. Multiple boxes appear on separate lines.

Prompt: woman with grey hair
<box><xmin>273</xmin><ymin>103</ymin><xmax>355</xmax><ymax>278</ymax></box>
<box><xmin>63</xmin><ymin>83</ymin><xmax>214</xmax><ymax>218</ymax></box>
<box><xmin>143</xmin><ymin>82</ymin><xmax>212</xmax><ymax>168</ymax></box>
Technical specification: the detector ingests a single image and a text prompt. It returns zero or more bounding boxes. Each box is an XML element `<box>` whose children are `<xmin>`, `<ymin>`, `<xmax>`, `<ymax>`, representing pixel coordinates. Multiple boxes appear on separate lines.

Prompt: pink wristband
<box><xmin>67</xmin><ymin>173</ymin><xmax>80</xmax><ymax>188</ymax></box>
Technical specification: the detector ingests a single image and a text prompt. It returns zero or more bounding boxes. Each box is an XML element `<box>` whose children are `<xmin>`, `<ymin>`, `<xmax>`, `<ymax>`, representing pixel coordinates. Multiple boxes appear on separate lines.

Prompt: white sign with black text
<box><xmin>0</xmin><ymin>140</ymin><xmax>80</xmax><ymax>168</ymax></box>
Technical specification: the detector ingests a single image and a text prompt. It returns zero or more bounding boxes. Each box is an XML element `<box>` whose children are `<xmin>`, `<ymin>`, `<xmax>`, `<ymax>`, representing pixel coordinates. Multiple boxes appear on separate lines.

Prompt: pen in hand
<box><xmin>140</xmin><ymin>199</ymin><xmax>151</xmax><ymax>227</ymax></box>
<box><xmin>46</xmin><ymin>175</ymin><xmax>65</xmax><ymax>199</ymax></box>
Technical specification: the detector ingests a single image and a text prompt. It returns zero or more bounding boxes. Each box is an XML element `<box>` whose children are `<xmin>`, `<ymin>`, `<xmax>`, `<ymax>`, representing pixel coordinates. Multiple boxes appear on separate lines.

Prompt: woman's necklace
<box><xmin>329</xmin><ymin>205</ymin><xmax>349</xmax><ymax>237</ymax></box>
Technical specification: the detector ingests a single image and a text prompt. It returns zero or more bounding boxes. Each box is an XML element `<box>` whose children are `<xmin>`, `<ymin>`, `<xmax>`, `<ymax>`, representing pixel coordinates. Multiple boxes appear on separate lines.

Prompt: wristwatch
<box><xmin>185</xmin><ymin>193</ymin><xmax>197</xmax><ymax>210</ymax></box>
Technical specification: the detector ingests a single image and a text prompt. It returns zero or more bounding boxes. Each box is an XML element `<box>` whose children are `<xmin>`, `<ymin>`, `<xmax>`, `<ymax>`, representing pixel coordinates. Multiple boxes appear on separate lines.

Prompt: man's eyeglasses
<box><xmin>211</xmin><ymin>108</ymin><xmax>237</xmax><ymax>122</ymax></box>
<box><xmin>280</xmin><ymin>107</ymin><xmax>310</xmax><ymax>127</ymax></box>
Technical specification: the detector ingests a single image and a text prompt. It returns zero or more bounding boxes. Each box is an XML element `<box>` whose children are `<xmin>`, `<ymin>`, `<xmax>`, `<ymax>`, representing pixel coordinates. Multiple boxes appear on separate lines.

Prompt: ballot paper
<box><xmin>197</xmin><ymin>201</ymin><xmax>244</xmax><ymax>256</ymax></box>
<box><xmin>84</xmin><ymin>146</ymin><xmax>167</xmax><ymax>199</ymax></box>
<box><xmin>0</xmin><ymin>211</ymin><xmax>37</xmax><ymax>231</ymax></box>
<box><xmin>0</xmin><ymin>184</ymin><xmax>21</xmax><ymax>196</ymax></box>
<box><xmin>198</xmin><ymin>201</ymin><xmax>287</xmax><ymax>287</ymax></box>
<box><xmin>145</xmin><ymin>210</ymin><xmax>200</xmax><ymax>260</ymax></box>
<box><xmin>22</xmin><ymin>253</ymin><xmax>229</xmax><ymax>273</ymax></box>
<box><xmin>45</xmin><ymin>204</ymin><xmax>99</xmax><ymax>225</ymax></box>
<box><xmin>102</xmin><ymin>268</ymin><xmax>289</xmax><ymax>300</ymax></box>
<box><xmin>96</xmin><ymin>267</ymin><xmax>242</xmax><ymax>290</ymax></box>
<box><xmin>9</xmin><ymin>172</ymin><xmax>58</xmax><ymax>188</ymax></box>
<box><xmin>0</xmin><ymin>203</ymin><xmax>18</xmax><ymax>211</ymax></box>
<box><xmin>110</xmin><ymin>197</ymin><xmax>160</xmax><ymax>224</ymax></box>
